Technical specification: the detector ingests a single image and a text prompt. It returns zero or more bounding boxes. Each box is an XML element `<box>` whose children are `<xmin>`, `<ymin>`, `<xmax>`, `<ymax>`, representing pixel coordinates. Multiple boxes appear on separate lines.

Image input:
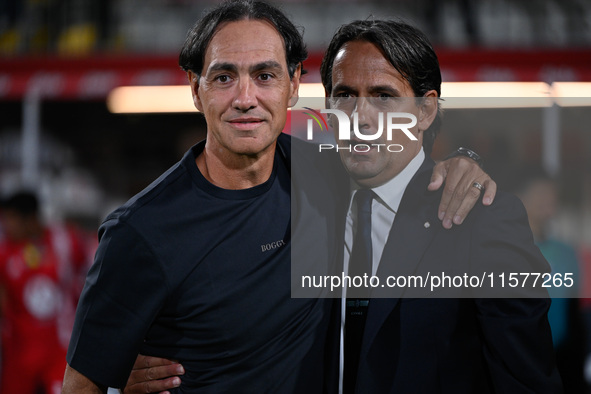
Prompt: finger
<box><xmin>445</xmin><ymin>174</ymin><xmax>491</xmax><ymax>227</ymax></box>
<box><xmin>127</xmin><ymin>363</ymin><xmax>185</xmax><ymax>386</ymax></box>
<box><xmin>441</xmin><ymin>165</ymin><xmax>486</xmax><ymax>228</ymax></box>
<box><xmin>447</xmin><ymin>178</ymin><xmax>486</xmax><ymax>226</ymax></box>
<box><xmin>427</xmin><ymin>161</ymin><xmax>448</xmax><ymax>191</ymax></box>
<box><xmin>451</xmin><ymin>172</ymin><xmax>491</xmax><ymax>224</ymax></box>
<box><xmin>133</xmin><ymin>355</ymin><xmax>178</xmax><ymax>369</ymax></box>
<box><xmin>124</xmin><ymin>376</ymin><xmax>182</xmax><ymax>394</ymax></box>
<box><xmin>481</xmin><ymin>178</ymin><xmax>497</xmax><ymax>206</ymax></box>
<box><xmin>437</xmin><ymin>162</ymin><xmax>467</xmax><ymax>225</ymax></box>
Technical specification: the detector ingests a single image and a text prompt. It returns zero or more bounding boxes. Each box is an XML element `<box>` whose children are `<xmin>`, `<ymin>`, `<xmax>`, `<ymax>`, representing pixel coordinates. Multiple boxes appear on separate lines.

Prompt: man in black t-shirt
<box><xmin>62</xmin><ymin>2</ymin><xmax>495</xmax><ymax>393</ymax></box>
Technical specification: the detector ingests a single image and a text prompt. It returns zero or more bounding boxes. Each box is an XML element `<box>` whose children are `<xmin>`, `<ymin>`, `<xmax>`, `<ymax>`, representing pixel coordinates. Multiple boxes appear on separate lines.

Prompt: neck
<box><xmin>196</xmin><ymin>142</ymin><xmax>277</xmax><ymax>190</ymax></box>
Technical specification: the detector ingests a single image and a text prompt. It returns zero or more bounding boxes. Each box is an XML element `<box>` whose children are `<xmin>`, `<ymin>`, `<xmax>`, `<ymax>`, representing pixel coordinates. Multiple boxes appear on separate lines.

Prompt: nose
<box><xmin>232</xmin><ymin>78</ymin><xmax>257</xmax><ymax>111</ymax></box>
<box><xmin>351</xmin><ymin>97</ymin><xmax>372</xmax><ymax>135</ymax></box>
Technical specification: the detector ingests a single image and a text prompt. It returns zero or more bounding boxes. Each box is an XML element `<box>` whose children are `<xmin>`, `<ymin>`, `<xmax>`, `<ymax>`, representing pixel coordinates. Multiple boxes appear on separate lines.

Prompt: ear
<box><xmin>418</xmin><ymin>89</ymin><xmax>438</xmax><ymax>132</ymax></box>
<box><xmin>288</xmin><ymin>63</ymin><xmax>302</xmax><ymax>108</ymax></box>
<box><xmin>187</xmin><ymin>71</ymin><xmax>203</xmax><ymax>112</ymax></box>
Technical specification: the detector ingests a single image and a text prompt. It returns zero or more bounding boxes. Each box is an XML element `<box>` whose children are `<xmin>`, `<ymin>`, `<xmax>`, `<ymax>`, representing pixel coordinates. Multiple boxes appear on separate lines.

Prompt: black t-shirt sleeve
<box><xmin>67</xmin><ymin>217</ymin><xmax>169</xmax><ymax>388</ymax></box>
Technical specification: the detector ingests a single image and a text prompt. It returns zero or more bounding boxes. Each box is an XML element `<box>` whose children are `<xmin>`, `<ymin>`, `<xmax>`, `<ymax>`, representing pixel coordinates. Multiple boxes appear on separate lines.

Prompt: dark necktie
<box><xmin>344</xmin><ymin>188</ymin><xmax>374</xmax><ymax>394</ymax></box>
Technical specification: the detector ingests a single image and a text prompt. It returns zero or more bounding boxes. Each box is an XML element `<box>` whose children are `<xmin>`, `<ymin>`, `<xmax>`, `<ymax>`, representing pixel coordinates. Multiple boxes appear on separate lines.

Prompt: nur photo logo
<box><xmin>303</xmin><ymin>107</ymin><xmax>418</xmax><ymax>153</ymax></box>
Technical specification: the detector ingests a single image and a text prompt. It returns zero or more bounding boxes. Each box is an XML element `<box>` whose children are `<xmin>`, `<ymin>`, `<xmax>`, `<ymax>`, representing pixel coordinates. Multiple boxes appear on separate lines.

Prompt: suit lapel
<box><xmin>361</xmin><ymin>158</ymin><xmax>441</xmax><ymax>358</ymax></box>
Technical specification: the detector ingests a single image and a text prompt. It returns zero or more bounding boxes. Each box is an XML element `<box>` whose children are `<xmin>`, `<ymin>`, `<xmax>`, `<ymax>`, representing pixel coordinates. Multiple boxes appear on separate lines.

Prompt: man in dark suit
<box><xmin>320</xmin><ymin>19</ymin><xmax>563</xmax><ymax>393</ymax></box>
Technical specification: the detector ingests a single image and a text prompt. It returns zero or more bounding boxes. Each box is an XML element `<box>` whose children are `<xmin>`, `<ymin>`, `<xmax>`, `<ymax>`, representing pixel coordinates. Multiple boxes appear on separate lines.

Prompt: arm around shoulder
<box><xmin>62</xmin><ymin>364</ymin><xmax>108</xmax><ymax>394</ymax></box>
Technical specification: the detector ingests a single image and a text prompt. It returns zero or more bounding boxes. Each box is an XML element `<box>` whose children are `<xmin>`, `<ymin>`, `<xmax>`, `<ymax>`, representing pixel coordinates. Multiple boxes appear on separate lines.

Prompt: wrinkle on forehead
<box><xmin>331</xmin><ymin>40</ymin><xmax>414</xmax><ymax>97</ymax></box>
<box><xmin>205</xmin><ymin>19</ymin><xmax>287</xmax><ymax>65</ymax></box>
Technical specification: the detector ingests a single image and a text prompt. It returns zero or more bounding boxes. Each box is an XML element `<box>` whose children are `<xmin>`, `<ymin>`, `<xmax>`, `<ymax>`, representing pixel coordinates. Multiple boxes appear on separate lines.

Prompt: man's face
<box><xmin>189</xmin><ymin>19</ymin><xmax>300</xmax><ymax>158</ymax></box>
<box><xmin>328</xmin><ymin>40</ymin><xmax>437</xmax><ymax>187</ymax></box>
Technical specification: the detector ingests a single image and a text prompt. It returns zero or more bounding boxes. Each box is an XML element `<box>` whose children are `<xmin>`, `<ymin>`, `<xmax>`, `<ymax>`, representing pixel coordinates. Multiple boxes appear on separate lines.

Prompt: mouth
<box><xmin>227</xmin><ymin>117</ymin><xmax>265</xmax><ymax>130</ymax></box>
<box><xmin>345</xmin><ymin>138</ymin><xmax>378</xmax><ymax>155</ymax></box>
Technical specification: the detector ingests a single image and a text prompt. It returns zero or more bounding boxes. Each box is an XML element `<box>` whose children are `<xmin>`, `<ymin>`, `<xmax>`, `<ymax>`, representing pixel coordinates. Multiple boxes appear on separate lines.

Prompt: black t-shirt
<box><xmin>67</xmin><ymin>136</ymin><xmax>337</xmax><ymax>393</ymax></box>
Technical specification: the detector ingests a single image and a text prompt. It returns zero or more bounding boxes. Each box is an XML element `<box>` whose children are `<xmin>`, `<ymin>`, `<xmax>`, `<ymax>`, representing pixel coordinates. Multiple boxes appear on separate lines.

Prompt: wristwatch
<box><xmin>445</xmin><ymin>147</ymin><xmax>483</xmax><ymax>167</ymax></box>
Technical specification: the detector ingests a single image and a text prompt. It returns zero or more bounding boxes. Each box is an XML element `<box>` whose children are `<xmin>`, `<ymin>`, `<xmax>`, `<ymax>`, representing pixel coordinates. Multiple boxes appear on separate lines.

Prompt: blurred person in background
<box><xmin>0</xmin><ymin>191</ymin><xmax>87</xmax><ymax>394</ymax></box>
<box><xmin>582</xmin><ymin>247</ymin><xmax>591</xmax><ymax>393</ymax></box>
<box><xmin>584</xmin><ymin>296</ymin><xmax>591</xmax><ymax>393</ymax></box>
<box><xmin>516</xmin><ymin>168</ymin><xmax>588</xmax><ymax>394</ymax></box>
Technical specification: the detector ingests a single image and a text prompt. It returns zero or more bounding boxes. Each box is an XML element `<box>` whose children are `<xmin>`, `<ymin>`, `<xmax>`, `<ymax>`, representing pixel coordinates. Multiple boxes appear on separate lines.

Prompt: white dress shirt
<box><xmin>339</xmin><ymin>148</ymin><xmax>425</xmax><ymax>394</ymax></box>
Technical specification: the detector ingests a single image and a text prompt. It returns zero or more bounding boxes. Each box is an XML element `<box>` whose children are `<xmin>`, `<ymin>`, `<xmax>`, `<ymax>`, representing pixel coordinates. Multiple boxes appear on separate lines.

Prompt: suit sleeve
<box><xmin>66</xmin><ymin>217</ymin><xmax>169</xmax><ymax>388</ymax></box>
<box><xmin>471</xmin><ymin>193</ymin><xmax>563</xmax><ymax>393</ymax></box>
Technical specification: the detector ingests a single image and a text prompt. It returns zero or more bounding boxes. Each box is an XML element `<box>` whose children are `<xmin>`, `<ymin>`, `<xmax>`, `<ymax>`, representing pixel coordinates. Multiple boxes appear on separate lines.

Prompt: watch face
<box><xmin>459</xmin><ymin>148</ymin><xmax>481</xmax><ymax>161</ymax></box>
<box><xmin>445</xmin><ymin>147</ymin><xmax>482</xmax><ymax>165</ymax></box>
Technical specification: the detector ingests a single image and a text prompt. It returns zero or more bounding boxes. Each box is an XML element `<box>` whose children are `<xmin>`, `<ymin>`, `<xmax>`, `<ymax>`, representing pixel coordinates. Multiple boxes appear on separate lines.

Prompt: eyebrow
<box><xmin>250</xmin><ymin>61</ymin><xmax>283</xmax><ymax>74</ymax></box>
<box><xmin>332</xmin><ymin>83</ymin><xmax>403</xmax><ymax>97</ymax></box>
<box><xmin>368</xmin><ymin>85</ymin><xmax>403</xmax><ymax>97</ymax></box>
<box><xmin>206</xmin><ymin>61</ymin><xmax>284</xmax><ymax>75</ymax></box>
<box><xmin>207</xmin><ymin>62</ymin><xmax>238</xmax><ymax>74</ymax></box>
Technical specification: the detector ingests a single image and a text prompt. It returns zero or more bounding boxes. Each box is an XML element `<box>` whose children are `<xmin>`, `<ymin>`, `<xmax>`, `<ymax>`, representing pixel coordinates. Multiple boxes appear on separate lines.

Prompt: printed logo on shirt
<box><xmin>261</xmin><ymin>239</ymin><xmax>286</xmax><ymax>252</ymax></box>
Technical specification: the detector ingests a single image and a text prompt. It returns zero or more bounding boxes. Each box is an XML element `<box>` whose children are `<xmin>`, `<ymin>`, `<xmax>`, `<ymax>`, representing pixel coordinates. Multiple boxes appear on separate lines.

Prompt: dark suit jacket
<box><xmin>345</xmin><ymin>157</ymin><xmax>563</xmax><ymax>394</ymax></box>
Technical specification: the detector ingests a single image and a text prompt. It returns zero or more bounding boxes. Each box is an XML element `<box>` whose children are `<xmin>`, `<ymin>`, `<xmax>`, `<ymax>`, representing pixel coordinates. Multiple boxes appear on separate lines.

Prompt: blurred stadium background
<box><xmin>0</xmin><ymin>0</ymin><xmax>589</xmax><ymax>234</ymax></box>
<box><xmin>0</xmin><ymin>1</ymin><xmax>590</xmax><ymax>393</ymax></box>
<box><xmin>0</xmin><ymin>0</ymin><xmax>589</xmax><ymax>229</ymax></box>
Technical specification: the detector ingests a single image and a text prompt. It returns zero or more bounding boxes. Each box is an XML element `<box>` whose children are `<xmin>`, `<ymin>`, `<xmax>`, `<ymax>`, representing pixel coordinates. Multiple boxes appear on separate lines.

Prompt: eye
<box><xmin>215</xmin><ymin>75</ymin><xmax>231</xmax><ymax>83</ymax></box>
<box><xmin>334</xmin><ymin>92</ymin><xmax>353</xmax><ymax>98</ymax></box>
<box><xmin>377</xmin><ymin>93</ymin><xmax>392</xmax><ymax>101</ymax></box>
<box><xmin>258</xmin><ymin>73</ymin><xmax>273</xmax><ymax>81</ymax></box>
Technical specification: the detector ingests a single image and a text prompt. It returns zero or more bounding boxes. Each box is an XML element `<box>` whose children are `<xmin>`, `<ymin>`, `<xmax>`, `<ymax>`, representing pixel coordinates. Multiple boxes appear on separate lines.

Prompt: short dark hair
<box><xmin>179</xmin><ymin>0</ymin><xmax>307</xmax><ymax>79</ymax></box>
<box><xmin>2</xmin><ymin>191</ymin><xmax>39</xmax><ymax>217</ymax></box>
<box><xmin>320</xmin><ymin>19</ymin><xmax>442</xmax><ymax>154</ymax></box>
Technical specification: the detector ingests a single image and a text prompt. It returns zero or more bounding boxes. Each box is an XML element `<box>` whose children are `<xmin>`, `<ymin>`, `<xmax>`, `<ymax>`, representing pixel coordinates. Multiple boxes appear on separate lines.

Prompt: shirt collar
<box><xmin>348</xmin><ymin>147</ymin><xmax>425</xmax><ymax>214</ymax></box>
